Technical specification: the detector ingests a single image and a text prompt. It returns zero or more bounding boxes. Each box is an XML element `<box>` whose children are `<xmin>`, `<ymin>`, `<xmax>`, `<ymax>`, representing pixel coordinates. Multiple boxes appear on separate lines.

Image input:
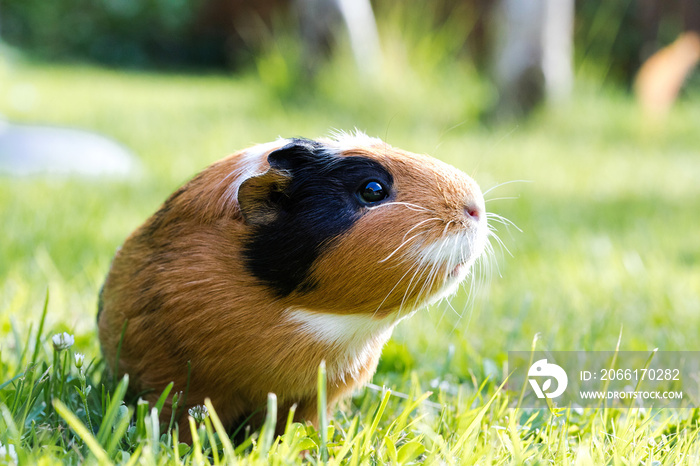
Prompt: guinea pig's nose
<box><xmin>465</xmin><ymin>201</ymin><xmax>483</xmax><ymax>222</ymax></box>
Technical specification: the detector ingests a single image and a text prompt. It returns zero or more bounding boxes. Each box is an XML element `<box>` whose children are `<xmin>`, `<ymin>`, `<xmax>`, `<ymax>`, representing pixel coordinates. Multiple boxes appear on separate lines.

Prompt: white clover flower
<box><xmin>52</xmin><ymin>332</ymin><xmax>75</xmax><ymax>351</ymax></box>
<box><xmin>0</xmin><ymin>442</ymin><xmax>18</xmax><ymax>463</ymax></box>
<box><xmin>74</xmin><ymin>352</ymin><xmax>85</xmax><ymax>369</ymax></box>
<box><xmin>188</xmin><ymin>405</ymin><xmax>209</xmax><ymax>423</ymax></box>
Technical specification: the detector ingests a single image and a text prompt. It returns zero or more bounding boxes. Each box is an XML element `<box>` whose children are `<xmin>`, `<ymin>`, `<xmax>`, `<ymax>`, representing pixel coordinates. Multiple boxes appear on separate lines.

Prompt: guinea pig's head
<box><xmin>237</xmin><ymin>134</ymin><xmax>487</xmax><ymax>316</ymax></box>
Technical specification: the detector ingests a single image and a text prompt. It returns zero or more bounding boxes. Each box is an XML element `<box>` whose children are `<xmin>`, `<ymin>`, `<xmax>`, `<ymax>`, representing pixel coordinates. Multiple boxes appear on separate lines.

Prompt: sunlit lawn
<box><xmin>1</xmin><ymin>56</ymin><xmax>700</xmax><ymax>463</ymax></box>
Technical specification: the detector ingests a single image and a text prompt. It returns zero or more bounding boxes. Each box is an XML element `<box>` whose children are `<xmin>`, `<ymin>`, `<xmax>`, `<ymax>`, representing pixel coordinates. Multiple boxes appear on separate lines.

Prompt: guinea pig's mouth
<box><xmin>418</xmin><ymin>259</ymin><xmax>474</xmax><ymax>308</ymax></box>
<box><xmin>415</xmin><ymin>228</ymin><xmax>487</xmax><ymax>288</ymax></box>
<box><xmin>449</xmin><ymin>263</ymin><xmax>466</xmax><ymax>278</ymax></box>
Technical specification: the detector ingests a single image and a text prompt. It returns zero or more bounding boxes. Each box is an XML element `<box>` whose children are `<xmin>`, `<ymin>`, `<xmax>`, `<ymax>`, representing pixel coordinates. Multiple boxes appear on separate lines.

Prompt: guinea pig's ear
<box><xmin>267</xmin><ymin>139</ymin><xmax>319</xmax><ymax>170</ymax></box>
<box><xmin>237</xmin><ymin>169</ymin><xmax>291</xmax><ymax>225</ymax></box>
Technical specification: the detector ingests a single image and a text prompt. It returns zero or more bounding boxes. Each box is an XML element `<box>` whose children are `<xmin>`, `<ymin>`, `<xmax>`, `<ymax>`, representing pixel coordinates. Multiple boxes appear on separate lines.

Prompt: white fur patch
<box><xmin>239</xmin><ymin>138</ymin><xmax>291</xmax><ymax>175</ymax></box>
<box><xmin>321</xmin><ymin>129</ymin><xmax>384</xmax><ymax>154</ymax></box>
<box><xmin>222</xmin><ymin>138</ymin><xmax>290</xmax><ymax>205</ymax></box>
<box><xmin>413</xmin><ymin>226</ymin><xmax>488</xmax><ymax>305</ymax></box>
<box><xmin>418</xmin><ymin>229</ymin><xmax>486</xmax><ymax>270</ymax></box>
<box><xmin>285</xmin><ymin>309</ymin><xmax>405</xmax><ymax>383</ymax></box>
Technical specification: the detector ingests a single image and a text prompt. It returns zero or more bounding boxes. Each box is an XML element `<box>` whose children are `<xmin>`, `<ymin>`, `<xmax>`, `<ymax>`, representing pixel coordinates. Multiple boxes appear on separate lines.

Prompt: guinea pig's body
<box><xmin>98</xmin><ymin>132</ymin><xmax>487</xmax><ymax>435</ymax></box>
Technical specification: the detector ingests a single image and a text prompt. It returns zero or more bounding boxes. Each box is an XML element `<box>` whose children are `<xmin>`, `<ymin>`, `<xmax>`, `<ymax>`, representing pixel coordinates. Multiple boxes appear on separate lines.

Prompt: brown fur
<box><xmin>98</xmin><ymin>136</ymin><xmax>486</xmax><ymax>439</ymax></box>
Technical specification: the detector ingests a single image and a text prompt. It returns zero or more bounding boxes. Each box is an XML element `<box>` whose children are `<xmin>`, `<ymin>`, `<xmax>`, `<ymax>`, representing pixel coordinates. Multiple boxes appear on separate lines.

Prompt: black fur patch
<box><xmin>242</xmin><ymin>138</ymin><xmax>393</xmax><ymax>296</ymax></box>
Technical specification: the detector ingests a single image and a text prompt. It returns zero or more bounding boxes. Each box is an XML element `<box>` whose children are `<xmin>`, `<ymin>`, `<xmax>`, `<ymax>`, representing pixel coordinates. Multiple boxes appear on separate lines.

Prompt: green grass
<box><xmin>1</xmin><ymin>51</ymin><xmax>700</xmax><ymax>464</ymax></box>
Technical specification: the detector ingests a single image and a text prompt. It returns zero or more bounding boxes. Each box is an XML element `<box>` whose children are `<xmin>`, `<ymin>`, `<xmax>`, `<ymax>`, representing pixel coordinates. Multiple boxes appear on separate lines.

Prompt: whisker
<box><xmin>444</xmin><ymin>297</ymin><xmax>464</xmax><ymax>319</ymax></box>
<box><xmin>413</xmin><ymin>233</ymin><xmax>459</xmax><ymax>311</ymax></box>
<box><xmin>417</xmin><ymin>257</ymin><xmax>441</xmax><ymax>309</ymax></box>
<box><xmin>435</xmin><ymin>304</ymin><xmax>449</xmax><ymax>328</ymax></box>
<box><xmin>482</xmin><ymin>179</ymin><xmax>532</xmax><ymax>197</ymax></box>
<box><xmin>378</xmin><ymin>231</ymin><xmax>429</xmax><ymax>264</ymax></box>
<box><xmin>398</xmin><ymin>262</ymin><xmax>429</xmax><ymax>317</ymax></box>
<box><xmin>434</xmin><ymin>289</ymin><xmax>455</xmax><ymax>329</ymax></box>
<box><xmin>486</xmin><ymin>212</ymin><xmax>522</xmax><ymax>232</ymax></box>
<box><xmin>367</xmin><ymin>201</ymin><xmax>436</xmax><ymax>214</ymax></box>
<box><xmin>488</xmin><ymin>230</ymin><xmax>513</xmax><ymax>258</ymax></box>
<box><xmin>379</xmin><ymin>217</ymin><xmax>445</xmax><ymax>264</ymax></box>
<box><xmin>459</xmin><ymin>244</ymin><xmax>493</xmax><ymax>327</ymax></box>
<box><xmin>484</xmin><ymin>241</ymin><xmax>503</xmax><ymax>278</ymax></box>
<box><xmin>435</xmin><ymin>120</ymin><xmax>469</xmax><ymax>152</ymax></box>
<box><xmin>456</xmin><ymin>271</ymin><xmax>481</xmax><ymax>334</ymax></box>
<box><xmin>402</xmin><ymin>236</ymin><xmax>449</xmax><ymax>313</ymax></box>
<box><xmin>485</xmin><ymin>196</ymin><xmax>520</xmax><ymax>203</ymax></box>
<box><xmin>441</xmin><ymin>220</ymin><xmax>453</xmax><ymax>238</ymax></box>
<box><xmin>371</xmin><ymin>261</ymin><xmax>421</xmax><ymax>319</ymax></box>
<box><xmin>402</xmin><ymin>218</ymin><xmax>443</xmax><ymax>242</ymax></box>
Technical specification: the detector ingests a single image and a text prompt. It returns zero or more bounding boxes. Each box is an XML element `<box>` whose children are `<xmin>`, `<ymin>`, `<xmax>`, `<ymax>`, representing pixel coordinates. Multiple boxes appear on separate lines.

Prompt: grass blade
<box><xmin>29</xmin><ymin>290</ymin><xmax>49</xmax><ymax>368</ymax></box>
<box><xmin>258</xmin><ymin>392</ymin><xmax>278</xmax><ymax>459</ymax></box>
<box><xmin>361</xmin><ymin>387</ymin><xmax>392</xmax><ymax>453</ymax></box>
<box><xmin>54</xmin><ymin>399</ymin><xmax>110</xmax><ymax>465</ymax></box>
<box><xmin>317</xmin><ymin>360</ymin><xmax>328</xmax><ymax>462</ymax></box>
<box><xmin>204</xmin><ymin>398</ymin><xmax>236</xmax><ymax>461</ymax></box>
<box><xmin>97</xmin><ymin>374</ymin><xmax>129</xmax><ymax>446</ymax></box>
<box><xmin>105</xmin><ymin>405</ymin><xmax>133</xmax><ymax>458</ymax></box>
<box><xmin>153</xmin><ymin>381</ymin><xmax>174</xmax><ymax>417</ymax></box>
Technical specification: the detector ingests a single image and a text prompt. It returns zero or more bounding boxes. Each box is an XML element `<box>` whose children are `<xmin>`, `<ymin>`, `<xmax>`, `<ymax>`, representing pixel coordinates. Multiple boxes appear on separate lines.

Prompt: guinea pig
<box><xmin>97</xmin><ymin>131</ymin><xmax>488</xmax><ymax>437</ymax></box>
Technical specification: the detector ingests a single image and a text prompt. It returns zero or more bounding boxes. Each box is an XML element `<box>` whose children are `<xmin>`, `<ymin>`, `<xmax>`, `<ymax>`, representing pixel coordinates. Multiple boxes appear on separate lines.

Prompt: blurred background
<box><xmin>0</xmin><ymin>0</ymin><xmax>699</xmax><ymax>385</ymax></box>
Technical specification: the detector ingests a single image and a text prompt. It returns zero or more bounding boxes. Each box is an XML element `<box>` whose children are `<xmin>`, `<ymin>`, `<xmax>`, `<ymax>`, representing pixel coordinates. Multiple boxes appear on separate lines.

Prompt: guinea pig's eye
<box><xmin>357</xmin><ymin>180</ymin><xmax>388</xmax><ymax>204</ymax></box>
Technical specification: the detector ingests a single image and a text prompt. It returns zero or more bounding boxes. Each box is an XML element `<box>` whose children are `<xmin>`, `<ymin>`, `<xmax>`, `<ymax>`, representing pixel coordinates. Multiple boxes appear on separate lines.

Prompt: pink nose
<box><xmin>465</xmin><ymin>202</ymin><xmax>482</xmax><ymax>221</ymax></box>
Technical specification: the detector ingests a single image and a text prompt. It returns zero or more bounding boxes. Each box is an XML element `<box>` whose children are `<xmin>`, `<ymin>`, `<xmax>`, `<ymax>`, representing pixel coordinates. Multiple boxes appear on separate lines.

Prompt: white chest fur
<box><xmin>285</xmin><ymin>309</ymin><xmax>407</xmax><ymax>384</ymax></box>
